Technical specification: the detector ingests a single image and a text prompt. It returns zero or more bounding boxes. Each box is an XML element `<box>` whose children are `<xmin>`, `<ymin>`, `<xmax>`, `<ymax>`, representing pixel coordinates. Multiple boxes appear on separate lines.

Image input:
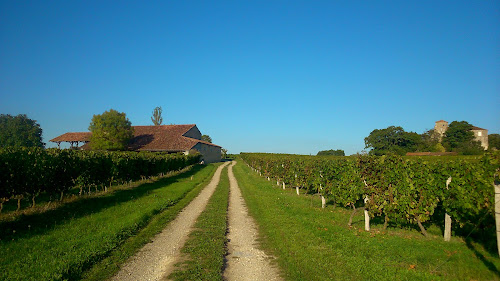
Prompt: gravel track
<box><xmin>223</xmin><ymin>161</ymin><xmax>282</xmax><ymax>281</ymax></box>
<box><xmin>110</xmin><ymin>161</ymin><xmax>230</xmax><ymax>281</ymax></box>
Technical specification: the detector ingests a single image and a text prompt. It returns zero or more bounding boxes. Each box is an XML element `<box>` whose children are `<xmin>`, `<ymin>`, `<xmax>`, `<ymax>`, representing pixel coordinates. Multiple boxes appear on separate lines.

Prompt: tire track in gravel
<box><xmin>111</xmin><ymin>161</ymin><xmax>230</xmax><ymax>281</ymax></box>
<box><xmin>224</xmin><ymin>161</ymin><xmax>282</xmax><ymax>281</ymax></box>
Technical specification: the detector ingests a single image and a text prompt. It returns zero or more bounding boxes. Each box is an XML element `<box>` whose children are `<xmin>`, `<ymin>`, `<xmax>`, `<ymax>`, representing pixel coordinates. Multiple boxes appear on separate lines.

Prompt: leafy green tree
<box><xmin>0</xmin><ymin>114</ymin><xmax>44</xmax><ymax>148</ymax></box>
<box><xmin>416</xmin><ymin>129</ymin><xmax>441</xmax><ymax>152</ymax></box>
<box><xmin>317</xmin><ymin>149</ymin><xmax>345</xmax><ymax>156</ymax></box>
<box><xmin>89</xmin><ymin>109</ymin><xmax>134</xmax><ymax>151</ymax></box>
<box><xmin>151</xmin><ymin>106</ymin><xmax>163</xmax><ymax>126</ymax></box>
<box><xmin>442</xmin><ymin>121</ymin><xmax>483</xmax><ymax>154</ymax></box>
<box><xmin>364</xmin><ymin>126</ymin><xmax>421</xmax><ymax>155</ymax></box>
<box><xmin>489</xmin><ymin>133</ymin><xmax>500</xmax><ymax>150</ymax></box>
<box><xmin>201</xmin><ymin>135</ymin><xmax>212</xmax><ymax>143</ymax></box>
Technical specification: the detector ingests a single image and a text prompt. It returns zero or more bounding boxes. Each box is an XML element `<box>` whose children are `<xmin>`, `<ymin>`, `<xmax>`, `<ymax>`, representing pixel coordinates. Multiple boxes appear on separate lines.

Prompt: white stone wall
<box><xmin>472</xmin><ymin>129</ymin><xmax>489</xmax><ymax>150</ymax></box>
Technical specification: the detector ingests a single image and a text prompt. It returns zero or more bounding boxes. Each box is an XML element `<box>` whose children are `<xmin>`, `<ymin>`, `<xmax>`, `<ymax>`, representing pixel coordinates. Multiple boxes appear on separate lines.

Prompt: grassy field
<box><xmin>233</xmin><ymin>160</ymin><xmax>500</xmax><ymax>281</ymax></box>
<box><xmin>0</xmin><ymin>163</ymin><xmax>219</xmax><ymax>281</ymax></box>
<box><xmin>169</xmin><ymin>164</ymin><xmax>229</xmax><ymax>281</ymax></box>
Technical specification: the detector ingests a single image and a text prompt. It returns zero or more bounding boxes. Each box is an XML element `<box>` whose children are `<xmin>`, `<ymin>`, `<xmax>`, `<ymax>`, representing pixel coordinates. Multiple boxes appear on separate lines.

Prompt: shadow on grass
<box><xmin>432</xmin><ymin>206</ymin><xmax>498</xmax><ymax>256</ymax></box>
<box><xmin>465</xmin><ymin>238</ymin><xmax>500</xmax><ymax>278</ymax></box>
<box><xmin>0</xmin><ymin>165</ymin><xmax>206</xmax><ymax>242</ymax></box>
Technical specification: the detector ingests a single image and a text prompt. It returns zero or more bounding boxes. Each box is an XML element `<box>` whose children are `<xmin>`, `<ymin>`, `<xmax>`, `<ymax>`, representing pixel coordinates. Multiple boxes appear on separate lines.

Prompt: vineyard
<box><xmin>0</xmin><ymin>147</ymin><xmax>201</xmax><ymax>212</ymax></box>
<box><xmin>240</xmin><ymin>153</ymin><xmax>500</xmax><ymax>241</ymax></box>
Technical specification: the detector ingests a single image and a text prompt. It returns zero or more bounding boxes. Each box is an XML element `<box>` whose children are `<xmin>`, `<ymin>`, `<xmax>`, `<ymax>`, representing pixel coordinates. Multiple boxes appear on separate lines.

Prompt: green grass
<box><xmin>169</xmin><ymin>164</ymin><xmax>230</xmax><ymax>281</ymax></box>
<box><xmin>0</xmin><ymin>163</ymin><xmax>219</xmax><ymax>281</ymax></box>
<box><xmin>233</xmin><ymin>160</ymin><xmax>500</xmax><ymax>281</ymax></box>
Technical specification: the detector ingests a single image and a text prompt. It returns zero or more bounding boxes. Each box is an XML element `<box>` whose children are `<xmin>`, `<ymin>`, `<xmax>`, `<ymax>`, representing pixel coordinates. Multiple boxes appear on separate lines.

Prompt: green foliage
<box><xmin>89</xmin><ymin>109</ymin><xmax>134</xmax><ymax>151</ymax></box>
<box><xmin>364</xmin><ymin>126</ymin><xmax>421</xmax><ymax>155</ymax></box>
<box><xmin>0</xmin><ymin>114</ymin><xmax>44</xmax><ymax>148</ymax></box>
<box><xmin>201</xmin><ymin>134</ymin><xmax>212</xmax><ymax>143</ymax></box>
<box><xmin>151</xmin><ymin>106</ymin><xmax>163</xmax><ymax>126</ymax></box>
<box><xmin>416</xmin><ymin>129</ymin><xmax>441</xmax><ymax>152</ymax></box>
<box><xmin>0</xmin><ymin>147</ymin><xmax>201</xmax><ymax>207</ymax></box>
<box><xmin>317</xmin><ymin>149</ymin><xmax>345</xmax><ymax>156</ymax></box>
<box><xmin>240</xmin><ymin>152</ymin><xmax>499</xmax><ymax>235</ymax></box>
<box><xmin>489</xmin><ymin>133</ymin><xmax>500</xmax><ymax>150</ymax></box>
<box><xmin>442</xmin><ymin>121</ymin><xmax>483</xmax><ymax>154</ymax></box>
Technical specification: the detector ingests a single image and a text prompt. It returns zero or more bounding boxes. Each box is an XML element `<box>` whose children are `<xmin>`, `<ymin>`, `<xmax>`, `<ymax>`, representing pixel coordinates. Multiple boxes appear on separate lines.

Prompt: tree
<box><xmin>364</xmin><ymin>126</ymin><xmax>421</xmax><ymax>155</ymax></box>
<box><xmin>317</xmin><ymin>149</ymin><xmax>345</xmax><ymax>156</ymax></box>
<box><xmin>489</xmin><ymin>134</ymin><xmax>500</xmax><ymax>150</ymax></box>
<box><xmin>416</xmin><ymin>129</ymin><xmax>440</xmax><ymax>151</ymax></box>
<box><xmin>442</xmin><ymin>121</ymin><xmax>483</xmax><ymax>154</ymax></box>
<box><xmin>89</xmin><ymin>109</ymin><xmax>134</xmax><ymax>151</ymax></box>
<box><xmin>151</xmin><ymin>106</ymin><xmax>163</xmax><ymax>126</ymax></box>
<box><xmin>201</xmin><ymin>135</ymin><xmax>212</xmax><ymax>143</ymax></box>
<box><xmin>0</xmin><ymin>114</ymin><xmax>44</xmax><ymax>148</ymax></box>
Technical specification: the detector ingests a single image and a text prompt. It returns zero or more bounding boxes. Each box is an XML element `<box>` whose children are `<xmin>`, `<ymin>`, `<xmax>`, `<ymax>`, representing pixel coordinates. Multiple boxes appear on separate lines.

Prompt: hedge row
<box><xmin>0</xmin><ymin>147</ymin><xmax>201</xmax><ymax>209</ymax></box>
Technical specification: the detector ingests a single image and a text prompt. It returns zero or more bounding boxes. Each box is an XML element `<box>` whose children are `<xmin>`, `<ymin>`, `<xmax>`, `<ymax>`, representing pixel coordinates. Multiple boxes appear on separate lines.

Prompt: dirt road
<box><xmin>223</xmin><ymin>161</ymin><xmax>282</xmax><ymax>281</ymax></box>
<box><xmin>111</xmin><ymin>161</ymin><xmax>230</xmax><ymax>281</ymax></box>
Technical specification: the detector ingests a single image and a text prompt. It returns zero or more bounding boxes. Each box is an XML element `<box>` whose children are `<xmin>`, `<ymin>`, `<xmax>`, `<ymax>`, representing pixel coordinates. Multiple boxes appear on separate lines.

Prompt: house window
<box><xmin>478</xmin><ymin>131</ymin><xmax>482</xmax><ymax>136</ymax></box>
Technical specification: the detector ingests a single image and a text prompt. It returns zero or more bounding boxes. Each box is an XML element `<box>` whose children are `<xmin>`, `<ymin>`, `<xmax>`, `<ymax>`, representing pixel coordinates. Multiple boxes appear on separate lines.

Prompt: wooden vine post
<box><xmin>444</xmin><ymin>177</ymin><xmax>452</xmax><ymax>242</ymax></box>
<box><xmin>319</xmin><ymin>174</ymin><xmax>326</xmax><ymax>209</ymax></box>
<box><xmin>295</xmin><ymin>174</ymin><xmax>300</xmax><ymax>195</ymax></box>
<box><xmin>364</xmin><ymin>196</ymin><xmax>370</xmax><ymax>231</ymax></box>
<box><xmin>495</xmin><ymin>181</ymin><xmax>500</xmax><ymax>256</ymax></box>
<box><xmin>320</xmin><ymin>184</ymin><xmax>326</xmax><ymax>209</ymax></box>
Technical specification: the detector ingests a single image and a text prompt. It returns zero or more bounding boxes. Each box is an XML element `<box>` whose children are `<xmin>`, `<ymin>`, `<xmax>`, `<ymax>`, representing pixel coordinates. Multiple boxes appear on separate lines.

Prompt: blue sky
<box><xmin>1</xmin><ymin>1</ymin><xmax>499</xmax><ymax>155</ymax></box>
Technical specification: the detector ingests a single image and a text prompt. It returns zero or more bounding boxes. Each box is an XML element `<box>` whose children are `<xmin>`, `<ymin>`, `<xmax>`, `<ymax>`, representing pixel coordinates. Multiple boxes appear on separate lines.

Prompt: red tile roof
<box><xmin>471</xmin><ymin>126</ymin><xmax>486</xmax><ymax>131</ymax></box>
<box><xmin>50</xmin><ymin>124</ymin><xmax>221</xmax><ymax>151</ymax></box>
<box><xmin>50</xmin><ymin>132</ymin><xmax>92</xmax><ymax>142</ymax></box>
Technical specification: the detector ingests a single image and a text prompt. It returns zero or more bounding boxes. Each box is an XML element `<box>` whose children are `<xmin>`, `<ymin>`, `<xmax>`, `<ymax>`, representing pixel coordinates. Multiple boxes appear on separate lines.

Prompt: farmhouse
<box><xmin>50</xmin><ymin>124</ymin><xmax>222</xmax><ymax>163</ymax></box>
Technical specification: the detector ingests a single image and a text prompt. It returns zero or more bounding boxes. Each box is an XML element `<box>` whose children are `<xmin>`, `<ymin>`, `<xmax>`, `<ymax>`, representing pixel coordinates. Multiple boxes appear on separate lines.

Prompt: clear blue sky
<box><xmin>1</xmin><ymin>1</ymin><xmax>499</xmax><ymax>155</ymax></box>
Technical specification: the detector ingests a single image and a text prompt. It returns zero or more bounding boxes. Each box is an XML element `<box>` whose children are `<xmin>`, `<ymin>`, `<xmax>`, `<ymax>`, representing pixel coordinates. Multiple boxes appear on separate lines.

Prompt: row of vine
<box><xmin>0</xmin><ymin>147</ymin><xmax>201</xmax><ymax>211</ymax></box>
<box><xmin>240</xmin><ymin>153</ymin><xmax>499</xmax><ymax>236</ymax></box>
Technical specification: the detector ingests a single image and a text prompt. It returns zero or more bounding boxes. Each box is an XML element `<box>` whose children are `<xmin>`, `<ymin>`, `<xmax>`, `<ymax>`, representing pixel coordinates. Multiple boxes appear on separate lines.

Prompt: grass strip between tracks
<box><xmin>233</xmin><ymin>160</ymin><xmax>500</xmax><ymax>281</ymax></box>
<box><xmin>0</xmin><ymin>163</ymin><xmax>220</xmax><ymax>281</ymax></box>
<box><xmin>169</xmin><ymin>164</ymin><xmax>230</xmax><ymax>281</ymax></box>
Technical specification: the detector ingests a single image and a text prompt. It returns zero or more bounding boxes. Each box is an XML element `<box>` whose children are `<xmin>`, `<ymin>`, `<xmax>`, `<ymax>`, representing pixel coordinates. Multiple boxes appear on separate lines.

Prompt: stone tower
<box><xmin>434</xmin><ymin>120</ymin><xmax>448</xmax><ymax>141</ymax></box>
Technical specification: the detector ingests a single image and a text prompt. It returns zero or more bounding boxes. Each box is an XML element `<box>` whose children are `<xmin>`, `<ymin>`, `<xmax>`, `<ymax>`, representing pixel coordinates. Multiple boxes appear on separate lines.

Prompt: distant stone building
<box><xmin>434</xmin><ymin>120</ymin><xmax>448</xmax><ymax>141</ymax></box>
<box><xmin>434</xmin><ymin>120</ymin><xmax>488</xmax><ymax>150</ymax></box>
<box><xmin>471</xmin><ymin>126</ymin><xmax>489</xmax><ymax>150</ymax></box>
<box><xmin>50</xmin><ymin>124</ymin><xmax>222</xmax><ymax>163</ymax></box>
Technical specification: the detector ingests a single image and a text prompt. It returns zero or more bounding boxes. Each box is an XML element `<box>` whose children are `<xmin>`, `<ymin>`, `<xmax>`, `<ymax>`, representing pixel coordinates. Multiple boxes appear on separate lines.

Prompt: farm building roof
<box><xmin>50</xmin><ymin>132</ymin><xmax>92</xmax><ymax>142</ymax></box>
<box><xmin>50</xmin><ymin>124</ymin><xmax>220</xmax><ymax>151</ymax></box>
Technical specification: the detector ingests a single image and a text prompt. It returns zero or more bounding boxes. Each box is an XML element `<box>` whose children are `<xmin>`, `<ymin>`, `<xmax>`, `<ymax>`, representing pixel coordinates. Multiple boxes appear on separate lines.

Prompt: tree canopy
<box><xmin>201</xmin><ymin>135</ymin><xmax>212</xmax><ymax>143</ymax></box>
<box><xmin>442</xmin><ymin>121</ymin><xmax>483</xmax><ymax>154</ymax></box>
<box><xmin>416</xmin><ymin>129</ymin><xmax>444</xmax><ymax>152</ymax></box>
<box><xmin>317</xmin><ymin>149</ymin><xmax>345</xmax><ymax>156</ymax></box>
<box><xmin>0</xmin><ymin>114</ymin><xmax>44</xmax><ymax>148</ymax></box>
<box><xmin>364</xmin><ymin>126</ymin><xmax>421</xmax><ymax>155</ymax></box>
<box><xmin>89</xmin><ymin>109</ymin><xmax>134</xmax><ymax>151</ymax></box>
<box><xmin>151</xmin><ymin>106</ymin><xmax>163</xmax><ymax>126</ymax></box>
<box><xmin>489</xmin><ymin>134</ymin><xmax>500</xmax><ymax>151</ymax></box>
